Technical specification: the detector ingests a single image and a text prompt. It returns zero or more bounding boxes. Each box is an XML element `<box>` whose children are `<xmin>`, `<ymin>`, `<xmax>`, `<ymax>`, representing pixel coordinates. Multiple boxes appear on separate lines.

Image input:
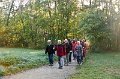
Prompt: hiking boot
<box><xmin>64</xmin><ymin>63</ymin><xmax>68</xmax><ymax>66</ymax></box>
<box><xmin>69</xmin><ymin>62</ymin><xmax>71</xmax><ymax>64</ymax></box>
<box><xmin>58</xmin><ymin>66</ymin><xmax>63</xmax><ymax>69</ymax></box>
<box><xmin>49</xmin><ymin>64</ymin><xmax>53</xmax><ymax>66</ymax></box>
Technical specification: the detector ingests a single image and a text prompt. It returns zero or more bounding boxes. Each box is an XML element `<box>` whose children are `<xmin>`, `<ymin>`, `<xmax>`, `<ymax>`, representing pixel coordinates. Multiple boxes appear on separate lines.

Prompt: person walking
<box><xmin>55</xmin><ymin>40</ymin><xmax>66</xmax><ymax>69</ymax></box>
<box><xmin>82</xmin><ymin>39</ymin><xmax>87</xmax><ymax>61</ymax></box>
<box><xmin>64</xmin><ymin>39</ymin><xmax>71</xmax><ymax>66</ymax></box>
<box><xmin>74</xmin><ymin>41</ymin><xmax>83</xmax><ymax>65</ymax></box>
<box><xmin>72</xmin><ymin>39</ymin><xmax>77</xmax><ymax>60</ymax></box>
<box><xmin>45</xmin><ymin>40</ymin><xmax>55</xmax><ymax>66</ymax></box>
<box><xmin>68</xmin><ymin>39</ymin><xmax>72</xmax><ymax>64</ymax></box>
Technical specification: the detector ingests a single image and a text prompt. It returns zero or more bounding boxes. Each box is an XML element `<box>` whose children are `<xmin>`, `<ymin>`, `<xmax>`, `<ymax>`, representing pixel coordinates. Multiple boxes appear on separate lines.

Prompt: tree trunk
<box><xmin>6</xmin><ymin>0</ymin><xmax>15</xmax><ymax>26</ymax></box>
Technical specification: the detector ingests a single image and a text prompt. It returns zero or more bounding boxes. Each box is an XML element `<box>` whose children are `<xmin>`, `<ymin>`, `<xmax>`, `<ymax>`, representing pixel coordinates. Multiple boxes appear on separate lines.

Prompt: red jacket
<box><xmin>72</xmin><ymin>41</ymin><xmax>77</xmax><ymax>51</ymax></box>
<box><xmin>55</xmin><ymin>44</ymin><xmax>66</xmax><ymax>56</ymax></box>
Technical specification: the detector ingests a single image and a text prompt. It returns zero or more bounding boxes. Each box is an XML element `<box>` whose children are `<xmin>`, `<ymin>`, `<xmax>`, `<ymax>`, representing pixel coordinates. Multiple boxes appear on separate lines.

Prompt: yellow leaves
<box><xmin>12</xmin><ymin>35</ymin><xmax>17</xmax><ymax>41</ymax></box>
<box><xmin>0</xmin><ymin>26</ymin><xmax>6</xmax><ymax>35</ymax></box>
<box><xmin>16</xmin><ymin>20</ymin><xmax>23</xmax><ymax>30</ymax></box>
<box><xmin>86</xmin><ymin>40</ymin><xmax>90</xmax><ymax>49</ymax></box>
<box><xmin>12</xmin><ymin>20</ymin><xmax>23</xmax><ymax>31</ymax></box>
<box><xmin>67</xmin><ymin>33</ymin><xmax>73</xmax><ymax>37</ymax></box>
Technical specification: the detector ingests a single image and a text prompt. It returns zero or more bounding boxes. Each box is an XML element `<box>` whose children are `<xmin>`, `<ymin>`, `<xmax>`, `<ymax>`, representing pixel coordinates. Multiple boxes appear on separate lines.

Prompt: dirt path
<box><xmin>1</xmin><ymin>61</ymin><xmax>77</xmax><ymax>79</ymax></box>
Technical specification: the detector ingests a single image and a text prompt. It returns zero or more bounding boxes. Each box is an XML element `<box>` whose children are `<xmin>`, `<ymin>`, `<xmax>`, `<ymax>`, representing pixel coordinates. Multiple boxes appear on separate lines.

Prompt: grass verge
<box><xmin>0</xmin><ymin>48</ymin><xmax>57</xmax><ymax>76</ymax></box>
<box><xmin>67</xmin><ymin>52</ymin><xmax>120</xmax><ymax>79</ymax></box>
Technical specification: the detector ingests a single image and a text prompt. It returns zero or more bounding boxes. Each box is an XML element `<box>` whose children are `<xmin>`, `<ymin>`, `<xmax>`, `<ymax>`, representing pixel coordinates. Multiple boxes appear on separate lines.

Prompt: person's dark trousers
<box><xmin>77</xmin><ymin>56</ymin><xmax>82</xmax><ymax>64</ymax></box>
<box><xmin>73</xmin><ymin>51</ymin><xmax>77</xmax><ymax>60</ymax></box>
<box><xmin>69</xmin><ymin>51</ymin><xmax>72</xmax><ymax>62</ymax></box>
<box><xmin>58</xmin><ymin>56</ymin><xmax>61</xmax><ymax>67</ymax></box>
<box><xmin>66</xmin><ymin>52</ymin><xmax>70</xmax><ymax>65</ymax></box>
<box><xmin>48</xmin><ymin>54</ymin><xmax>53</xmax><ymax>65</ymax></box>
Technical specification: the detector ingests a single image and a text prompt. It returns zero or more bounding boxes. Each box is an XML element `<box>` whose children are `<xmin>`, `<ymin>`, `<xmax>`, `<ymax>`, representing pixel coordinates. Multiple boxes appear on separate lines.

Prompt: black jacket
<box><xmin>64</xmin><ymin>43</ymin><xmax>71</xmax><ymax>54</ymax></box>
<box><xmin>68</xmin><ymin>39</ymin><xmax>72</xmax><ymax>50</ymax></box>
<box><xmin>45</xmin><ymin>44</ymin><xmax>55</xmax><ymax>54</ymax></box>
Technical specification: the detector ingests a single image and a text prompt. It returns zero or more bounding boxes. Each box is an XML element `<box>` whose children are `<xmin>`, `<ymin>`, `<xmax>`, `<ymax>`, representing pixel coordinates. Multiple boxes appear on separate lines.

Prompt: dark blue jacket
<box><xmin>45</xmin><ymin>44</ymin><xmax>55</xmax><ymax>54</ymax></box>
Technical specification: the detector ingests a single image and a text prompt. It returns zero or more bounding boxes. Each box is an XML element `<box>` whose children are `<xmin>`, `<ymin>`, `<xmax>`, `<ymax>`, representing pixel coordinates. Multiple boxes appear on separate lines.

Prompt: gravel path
<box><xmin>1</xmin><ymin>61</ymin><xmax>77</xmax><ymax>79</ymax></box>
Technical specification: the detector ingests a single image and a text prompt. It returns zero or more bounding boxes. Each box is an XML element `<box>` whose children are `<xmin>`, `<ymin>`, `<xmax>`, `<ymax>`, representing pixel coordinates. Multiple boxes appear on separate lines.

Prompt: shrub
<box><xmin>0</xmin><ymin>56</ymin><xmax>23</xmax><ymax>67</ymax></box>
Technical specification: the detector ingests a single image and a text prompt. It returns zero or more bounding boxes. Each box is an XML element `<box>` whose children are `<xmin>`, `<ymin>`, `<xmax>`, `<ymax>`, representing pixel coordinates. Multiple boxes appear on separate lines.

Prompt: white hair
<box><xmin>58</xmin><ymin>40</ymin><xmax>61</xmax><ymax>44</ymax></box>
<box><xmin>64</xmin><ymin>39</ymin><xmax>68</xmax><ymax>43</ymax></box>
<box><xmin>47</xmin><ymin>40</ymin><xmax>51</xmax><ymax>43</ymax></box>
<box><xmin>77</xmin><ymin>41</ymin><xmax>80</xmax><ymax>45</ymax></box>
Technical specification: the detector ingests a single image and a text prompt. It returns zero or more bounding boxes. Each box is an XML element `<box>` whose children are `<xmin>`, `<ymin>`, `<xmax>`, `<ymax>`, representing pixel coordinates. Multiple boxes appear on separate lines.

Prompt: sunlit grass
<box><xmin>68</xmin><ymin>52</ymin><xmax>120</xmax><ymax>79</ymax></box>
<box><xmin>0</xmin><ymin>48</ymin><xmax>51</xmax><ymax>76</ymax></box>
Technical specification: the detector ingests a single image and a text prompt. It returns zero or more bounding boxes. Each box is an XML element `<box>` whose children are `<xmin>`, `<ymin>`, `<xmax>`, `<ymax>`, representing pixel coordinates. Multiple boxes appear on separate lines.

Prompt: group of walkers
<box><xmin>45</xmin><ymin>38</ymin><xmax>87</xmax><ymax>69</ymax></box>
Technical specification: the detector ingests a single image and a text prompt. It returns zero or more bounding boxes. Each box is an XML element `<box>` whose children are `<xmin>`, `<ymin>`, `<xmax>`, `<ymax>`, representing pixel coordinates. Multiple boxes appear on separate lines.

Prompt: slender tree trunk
<box><xmin>89</xmin><ymin>0</ymin><xmax>92</xmax><ymax>6</ymax></box>
<box><xmin>65</xmin><ymin>0</ymin><xmax>70</xmax><ymax>38</ymax></box>
<box><xmin>6</xmin><ymin>0</ymin><xmax>15</xmax><ymax>26</ymax></box>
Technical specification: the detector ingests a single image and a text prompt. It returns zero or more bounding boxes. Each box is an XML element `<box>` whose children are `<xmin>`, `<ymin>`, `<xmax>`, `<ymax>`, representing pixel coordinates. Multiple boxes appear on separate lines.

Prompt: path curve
<box><xmin>1</xmin><ymin>61</ymin><xmax>77</xmax><ymax>79</ymax></box>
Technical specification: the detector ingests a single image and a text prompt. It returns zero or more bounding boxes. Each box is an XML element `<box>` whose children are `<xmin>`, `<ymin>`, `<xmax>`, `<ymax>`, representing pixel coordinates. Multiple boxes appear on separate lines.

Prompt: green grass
<box><xmin>68</xmin><ymin>52</ymin><xmax>120</xmax><ymax>79</ymax></box>
<box><xmin>0</xmin><ymin>48</ymin><xmax>56</xmax><ymax>76</ymax></box>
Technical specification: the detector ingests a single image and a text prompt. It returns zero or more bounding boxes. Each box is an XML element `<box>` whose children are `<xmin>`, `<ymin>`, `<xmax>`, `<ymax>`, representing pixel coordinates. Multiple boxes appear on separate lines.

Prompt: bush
<box><xmin>0</xmin><ymin>56</ymin><xmax>23</xmax><ymax>67</ymax></box>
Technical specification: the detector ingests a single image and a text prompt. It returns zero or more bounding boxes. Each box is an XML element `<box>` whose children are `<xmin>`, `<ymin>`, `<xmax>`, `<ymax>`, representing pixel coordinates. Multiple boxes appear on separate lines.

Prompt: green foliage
<box><xmin>79</xmin><ymin>9</ymin><xmax>111</xmax><ymax>52</ymax></box>
<box><xmin>0</xmin><ymin>56</ymin><xmax>23</xmax><ymax>67</ymax></box>
<box><xmin>0</xmin><ymin>0</ymin><xmax>119</xmax><ymax>51</ymax></box>
<box><xmin>0</xmin><ymin>0</ymin><xmax>80</xmax><ymax>48</ymax></box>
